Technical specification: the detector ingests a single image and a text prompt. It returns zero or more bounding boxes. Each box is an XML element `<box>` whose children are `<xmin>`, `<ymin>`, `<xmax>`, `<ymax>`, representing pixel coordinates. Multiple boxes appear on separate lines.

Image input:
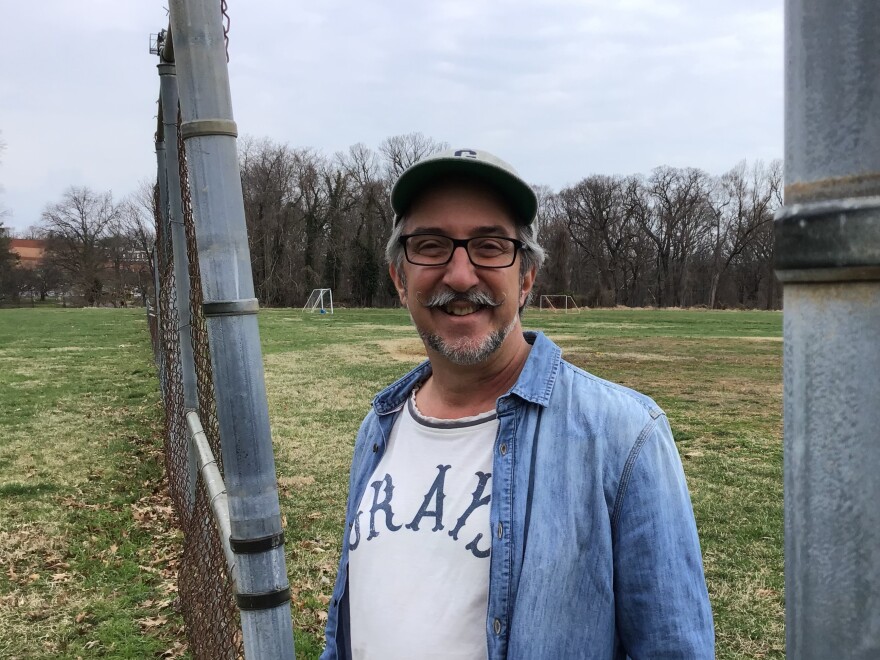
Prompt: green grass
<box><xmin>0</xmin><ymin>308</ymin><xmax>185</xmax><ymax>659</ymax></box>
<box><xmin>0</xmin><ymin>307</ymin><xmax>784</xmax><ymax>659</ymax></box>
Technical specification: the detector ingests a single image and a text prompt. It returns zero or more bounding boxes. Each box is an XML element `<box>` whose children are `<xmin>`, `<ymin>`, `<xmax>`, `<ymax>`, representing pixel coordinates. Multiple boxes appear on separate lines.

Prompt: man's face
<box><xmin>389</xmin><ymin>180</ymin><xmax>536</xmax><ymax>366</ymax></box>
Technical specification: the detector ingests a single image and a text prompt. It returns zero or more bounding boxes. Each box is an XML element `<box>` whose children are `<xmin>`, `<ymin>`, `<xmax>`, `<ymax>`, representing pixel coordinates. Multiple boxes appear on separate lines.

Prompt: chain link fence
<box><xmin>147</xmin><ymin>105</ymin><xmax>244</xmax><ymax>659</ymax></box>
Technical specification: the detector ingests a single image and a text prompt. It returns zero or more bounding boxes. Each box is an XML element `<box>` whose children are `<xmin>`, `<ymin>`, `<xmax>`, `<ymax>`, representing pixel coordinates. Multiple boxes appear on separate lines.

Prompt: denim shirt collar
<box><xmin>371</xmin><ymin>330</ymin><xmax>561</xmax><ymax>416</ymax></box>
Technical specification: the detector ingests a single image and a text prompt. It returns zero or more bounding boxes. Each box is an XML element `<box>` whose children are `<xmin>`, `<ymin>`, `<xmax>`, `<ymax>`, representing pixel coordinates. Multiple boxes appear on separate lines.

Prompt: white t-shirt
<box><xmin>348</xmin><ymin>391</ymin><xmax>498</xmax><ymax>660</ymax></box>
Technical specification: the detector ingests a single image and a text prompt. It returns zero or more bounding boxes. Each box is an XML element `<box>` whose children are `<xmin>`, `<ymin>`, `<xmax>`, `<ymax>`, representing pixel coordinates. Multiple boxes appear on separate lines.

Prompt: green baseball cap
<box><xmin>390</xmin><ymin>148</ymin><xmax>538</xmax><ymax>225</ymax></box>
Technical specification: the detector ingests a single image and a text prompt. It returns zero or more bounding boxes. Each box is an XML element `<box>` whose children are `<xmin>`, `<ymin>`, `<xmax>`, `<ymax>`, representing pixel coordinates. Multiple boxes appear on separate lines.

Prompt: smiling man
<box><xmin>321</xmin><ymin>149</ymin><xmax>714</xmax><ymax>660</ymax></box>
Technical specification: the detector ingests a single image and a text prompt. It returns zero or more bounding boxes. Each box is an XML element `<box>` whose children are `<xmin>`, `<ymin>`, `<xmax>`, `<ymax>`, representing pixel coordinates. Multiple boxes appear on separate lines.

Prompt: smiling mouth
<box><xmin>418</xmin><ymin>289</ymin><xmax>505</xmax><ymax>316</ymax></box>
<box><xmin>443</xmin><ymin>302</ymin><xmax>484</xmax><ymax>316</ymax></box>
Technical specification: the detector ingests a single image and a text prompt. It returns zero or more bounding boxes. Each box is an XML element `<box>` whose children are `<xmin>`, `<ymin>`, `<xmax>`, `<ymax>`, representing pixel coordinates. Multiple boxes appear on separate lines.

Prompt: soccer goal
<box><xmin>303</xmin><ymin>288</ymin><xmax>334</xmax><ymax>314</ymax></box>
<box><xmin>539</xmin><ymin>295</ymin><xmax>580</xmax><ymax>312</ymax></box>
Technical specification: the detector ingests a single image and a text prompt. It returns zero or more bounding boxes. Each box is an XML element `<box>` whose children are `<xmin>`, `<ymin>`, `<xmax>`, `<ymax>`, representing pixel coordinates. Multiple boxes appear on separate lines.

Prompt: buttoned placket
<box><xmin>487</xmin><ymin>402</ymin><xmax>517</xmax><ymax>658</ymax></box>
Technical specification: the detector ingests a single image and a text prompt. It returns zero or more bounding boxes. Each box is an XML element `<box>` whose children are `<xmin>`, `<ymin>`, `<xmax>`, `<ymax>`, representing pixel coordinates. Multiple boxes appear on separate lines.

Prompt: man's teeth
<box><xmin>445</xmin><ymin>303</ymin><xmax>477</xmax><ymax>316</ymax></box>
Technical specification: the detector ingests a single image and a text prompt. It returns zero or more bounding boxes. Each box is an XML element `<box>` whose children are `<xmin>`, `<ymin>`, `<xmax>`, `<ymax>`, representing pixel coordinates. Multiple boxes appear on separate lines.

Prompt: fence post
<box><xmin>158</xmin><ymin>58</ymin><xmax>200</xmax><ymax>512</ymax></box>
<box><xmin>777</xmin><ymin>1</ymin><xmax>880</xmax><ymax>657</ymax></box>
<box><xmin>166</xmin><ymin>2</ymin><xmax>296</xmax><ymax>658</ymax></box>
<box><xmin>153</xmin><ymin>109</ymin><xmax>172</xmax><ymax>399</ymax></box>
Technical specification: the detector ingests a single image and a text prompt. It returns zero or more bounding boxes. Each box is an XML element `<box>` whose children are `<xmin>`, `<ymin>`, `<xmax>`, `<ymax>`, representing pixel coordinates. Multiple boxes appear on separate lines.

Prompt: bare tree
<box><xmin>240</xmin><ymin>138</ymin><xmax>316</xmax><ymax>305</ymax></box>
<box><xmin>704</xmin><ymin>160</ymin><xmax>781</xmax><ymax>308</ymax></box>
<box><xmin>379</xmin><ymin>133</ymin><xmax>449</xmax><ymax>180</ymax></box>
<box><xmin>40</xmin><ymin>187</ymin><xmax>121</xmax><ymax>305</ymax></box>
<box><xmin>124</xmin><ymin>180</ymin><xmax>159</xmax><ymax>254</ymax></box>
<box><xmin>732</xmin><ymin>159</ymin><xmax>782</xmax><ymax>309</ymax></box>
<box><xmin>531</xmin><ymin>186</ymin><xmax>574</xmax><ymax>299</ymax></box>
<box><xmin>338</xmin><ymin>144</ymin><xmax>395</xmax><ymax>306</ymax></box>
<box><xmin>562</xmin><ymin>175</ymin><xmax>643</xmax><ymax>306</ymax></box>
<box><xmin>631</xmin><ymin>167</ymin><xmax>714</xmax><ymax>306</ymax></box>
<box><xmin>115</xmin><ymin>190</ymin><xmax>157</xmax><ymax>305</ymax></box>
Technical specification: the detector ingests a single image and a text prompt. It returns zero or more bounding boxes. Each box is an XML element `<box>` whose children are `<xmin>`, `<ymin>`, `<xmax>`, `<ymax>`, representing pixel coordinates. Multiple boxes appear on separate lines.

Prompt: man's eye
<box><xmin>472</xmin><ymin>239</ymin><xmax>508</xmax><ymax>254</ymax></box>
<box><xmin>411</xmin><ymin>238</ymin><xmax>447</xmax><ymax>254</ymax></box>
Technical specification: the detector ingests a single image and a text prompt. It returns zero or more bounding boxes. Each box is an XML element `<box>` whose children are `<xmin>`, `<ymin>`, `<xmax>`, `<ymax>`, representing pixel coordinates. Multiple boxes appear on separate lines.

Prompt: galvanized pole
<box><xmin>166</xmin><ymin>1</ymin><xmax>296</xmax><ymax>658</ymax></box>
<box><xmin>777</xmin><ymin>1</ymin><xmax>880</xmax><ymax>658</ymax></box>
<box><xmin>154</xmin><ymin>107</ymin><xmax>172</xmax><ymax>399</ymax></box>
<box><xmin>158</xmin><ymin>58</ymin><xmax>200</xmax><ymax>512</ymax></box>
<box><xmin>154</xmin><ymin>108</ymin><xmax>171</xmax><ymax>280</ymax></box>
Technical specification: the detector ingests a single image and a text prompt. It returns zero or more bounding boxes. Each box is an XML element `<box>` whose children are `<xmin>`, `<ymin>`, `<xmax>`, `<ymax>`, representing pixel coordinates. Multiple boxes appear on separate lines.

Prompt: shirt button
<box><xmin>372</xmin><ymin>443</ymin><xmax>378</xmax><ymax>453</ymax></box>
<box><xmin>493</xmin><ymin>618</ymin><xmax>502</xmax><ymax>635</ymax></box>
<box><xmin>497</xmin><ymin>522</ymin><xmax>503</xmax><ymax>539</ymax></box>
<box><xmin>500</xmin><ymin>443</ymin><xmax>508</xmax><ymax>455</ymax></box>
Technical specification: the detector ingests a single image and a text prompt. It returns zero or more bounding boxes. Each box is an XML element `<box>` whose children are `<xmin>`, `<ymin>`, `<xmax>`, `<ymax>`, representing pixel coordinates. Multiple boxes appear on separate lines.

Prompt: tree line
<box><xmin>238</xmin><ymin>133</ymin><xmax>782</xmax><ymax>310</ymax></box>
<box><xmin>0</xmin><ymin>132</ymin><xmax>782</xmax><ymax>309</ymax></box>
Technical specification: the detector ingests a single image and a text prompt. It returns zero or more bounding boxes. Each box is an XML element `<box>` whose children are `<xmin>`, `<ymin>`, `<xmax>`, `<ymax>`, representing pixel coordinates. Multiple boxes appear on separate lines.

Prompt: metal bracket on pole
<box><xmin>203</xmin><ymin>299</ymin><xmax>260</xmax><ymax>317</ymax></box>
<box><xmin>775</xmin><ymin>197</ymin><xmax>880</xmax><ymax>282</ymax></box>
<box><xmin>181</xmin><ymin>119</ymin><xmax>238</xmax><ymax>139</ymax></box>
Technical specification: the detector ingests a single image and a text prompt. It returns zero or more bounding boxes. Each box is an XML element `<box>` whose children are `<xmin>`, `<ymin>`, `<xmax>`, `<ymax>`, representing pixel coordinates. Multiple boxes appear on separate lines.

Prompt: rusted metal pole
<box><xmin>777</xmin><ymin>1</ymin><xmax>880</xmax><ymax>657</ymax></box>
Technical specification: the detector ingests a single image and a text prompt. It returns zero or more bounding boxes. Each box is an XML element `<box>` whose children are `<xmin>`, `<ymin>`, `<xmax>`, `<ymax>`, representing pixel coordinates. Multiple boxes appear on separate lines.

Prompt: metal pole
<box><xmin>158</xmin><ymin>60</ymin><xmax>200</xmax><ymax>511</ymax></box>
<box><xmin>166</xmin><ymin>2</ymin><xmax>295</xmax><ymax>658</ymax></box>
<box><xmin>155</xmin><ymin>111</ymin><xmax>171</xmax><ymax>278</ymax></box>
<box><xmin>149</xmin><ymin>254</ymin><xmax>162</xmax><ymax>369</ymax></box>
<box><xmin>777</xmin><ymin>2</ymin><xmax>880</xmax><ymax>658</ymax></box>
<box><xmin>154</xmin><ymin>113</ymin><xmax>172</xmax><ymax>401</ymax></box>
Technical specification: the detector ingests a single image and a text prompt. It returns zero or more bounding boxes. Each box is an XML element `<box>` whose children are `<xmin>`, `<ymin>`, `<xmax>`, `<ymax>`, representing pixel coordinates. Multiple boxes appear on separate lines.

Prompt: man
<box><xmin>322</xmin><ymin>149</ymin><xmax>714</xmax><ymax>659</ymax></box>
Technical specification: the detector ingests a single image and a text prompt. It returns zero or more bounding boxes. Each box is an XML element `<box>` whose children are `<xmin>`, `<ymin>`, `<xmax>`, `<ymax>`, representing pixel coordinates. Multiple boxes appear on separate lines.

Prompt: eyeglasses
<box><xmin>399</xmin><ymin>233</ymin><xmax>525</xmax><ymax>268</ymax></box>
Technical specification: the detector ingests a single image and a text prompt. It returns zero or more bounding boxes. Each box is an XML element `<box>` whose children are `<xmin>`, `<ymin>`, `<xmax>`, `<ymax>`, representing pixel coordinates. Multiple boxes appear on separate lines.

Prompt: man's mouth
<box><xmin>443</xmin><ymin>302</ymin><xmax>482</xmax><ymax>316</ymax></box>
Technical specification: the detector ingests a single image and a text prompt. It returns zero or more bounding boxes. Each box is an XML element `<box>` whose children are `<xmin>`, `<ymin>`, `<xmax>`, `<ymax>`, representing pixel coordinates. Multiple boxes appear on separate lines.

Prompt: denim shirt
<box><xmin>321</xmin><ymin>331</ymin><xmax>714</xmax><ymax>659</ymax></box>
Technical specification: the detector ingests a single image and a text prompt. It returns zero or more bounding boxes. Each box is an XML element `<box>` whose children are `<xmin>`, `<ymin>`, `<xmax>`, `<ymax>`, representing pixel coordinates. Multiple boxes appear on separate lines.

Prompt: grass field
<box><xmin>0</xmin><ymin>307</ymin><xmax>784</xmax><ymax>658</ymax></box>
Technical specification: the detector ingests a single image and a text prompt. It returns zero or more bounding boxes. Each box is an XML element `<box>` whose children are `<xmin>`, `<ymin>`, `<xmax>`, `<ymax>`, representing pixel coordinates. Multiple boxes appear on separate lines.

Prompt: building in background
<box><xmin>9</xmin><ymin>239</ymin><xmax>47</xmax><ymax>269</ymax></box>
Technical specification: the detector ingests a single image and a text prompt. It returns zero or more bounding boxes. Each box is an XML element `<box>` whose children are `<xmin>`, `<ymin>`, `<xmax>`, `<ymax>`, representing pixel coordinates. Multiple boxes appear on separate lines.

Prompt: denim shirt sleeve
<box><xmin>611</xmin><ymin>414</ymin><xmax>715</xmax><ymax>659</ymax></box>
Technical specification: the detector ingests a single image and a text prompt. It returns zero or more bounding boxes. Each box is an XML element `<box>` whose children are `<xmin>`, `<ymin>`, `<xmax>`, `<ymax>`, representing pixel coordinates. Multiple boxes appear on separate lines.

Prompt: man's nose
<box><xmin>442</xmin><ymin>244</ymin><xmax>480</xmax><ymax>291</ymax></box>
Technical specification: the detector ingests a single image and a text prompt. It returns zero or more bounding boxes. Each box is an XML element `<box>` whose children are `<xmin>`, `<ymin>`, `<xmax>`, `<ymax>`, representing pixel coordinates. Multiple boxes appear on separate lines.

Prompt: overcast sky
<box><xmin>0</xmin><ymin>0</ymin><xmax>782</xmax><ymax>234</ymax></box>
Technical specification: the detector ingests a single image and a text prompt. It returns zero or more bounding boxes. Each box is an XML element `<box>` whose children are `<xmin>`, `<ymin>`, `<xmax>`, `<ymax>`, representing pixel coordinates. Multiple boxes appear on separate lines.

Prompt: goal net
<box><xmin>303</xmin><ymin>288</ymin><xmax>334</xmax><ymax>314</ymax></box>
<box><xmin>539</xmin><ymin>295</ymin><xmax>580</xmax><ymax>312</ymax></box>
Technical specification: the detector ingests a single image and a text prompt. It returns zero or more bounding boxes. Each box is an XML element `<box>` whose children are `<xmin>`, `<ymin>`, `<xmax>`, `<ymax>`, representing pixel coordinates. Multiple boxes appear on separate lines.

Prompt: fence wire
<box><xmin>147</xmin><ymin>107</ymin><xmax>244</xmax><ymax>659</ymax></box>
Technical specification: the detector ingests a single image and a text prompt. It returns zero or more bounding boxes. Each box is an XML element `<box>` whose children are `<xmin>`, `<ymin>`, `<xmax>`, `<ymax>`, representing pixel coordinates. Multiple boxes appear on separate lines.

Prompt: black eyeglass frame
<box><xmin>398</xmin><ymin>233</ymin><xmax>526</xmax><ymax>268</ymax></box>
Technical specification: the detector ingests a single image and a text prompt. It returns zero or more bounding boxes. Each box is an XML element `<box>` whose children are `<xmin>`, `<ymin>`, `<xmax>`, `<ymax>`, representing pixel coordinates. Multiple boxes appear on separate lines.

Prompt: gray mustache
<box><xmin>420</xmin><ymin>289</ymin><xmax>505</xmax><ymax>309</ymax></box>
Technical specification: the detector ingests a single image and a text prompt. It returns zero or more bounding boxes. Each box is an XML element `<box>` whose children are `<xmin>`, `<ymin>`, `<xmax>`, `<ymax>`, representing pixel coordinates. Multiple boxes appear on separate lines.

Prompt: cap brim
<box><xmin>391</xmin><ymin>157</ymin><xmax>537</xmax><ymax>225</ymax></box>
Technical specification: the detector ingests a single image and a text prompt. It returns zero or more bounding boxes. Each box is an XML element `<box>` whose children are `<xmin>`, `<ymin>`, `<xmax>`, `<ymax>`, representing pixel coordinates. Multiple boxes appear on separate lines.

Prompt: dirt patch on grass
<box><xmin>607</xmin><ymin>351</ymin><xmax>695</xmax><ymax>363</ymax></box>
<box><xmin>375</xmin><ymin>338</ymin><xmax>426</xmax><ymax>363</ymax></box>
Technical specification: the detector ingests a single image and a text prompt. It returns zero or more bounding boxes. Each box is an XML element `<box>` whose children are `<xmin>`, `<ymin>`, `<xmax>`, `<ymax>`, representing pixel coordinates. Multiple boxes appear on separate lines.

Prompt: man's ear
<box><xmin>389</xmin><ymin>263</ymin><xmax>407</xmax><ymax>306</ymax></box>
<box><xmin>519</xmin><ymin>265</ymin><xmax>537</xmax><ymax>307</ymax></box>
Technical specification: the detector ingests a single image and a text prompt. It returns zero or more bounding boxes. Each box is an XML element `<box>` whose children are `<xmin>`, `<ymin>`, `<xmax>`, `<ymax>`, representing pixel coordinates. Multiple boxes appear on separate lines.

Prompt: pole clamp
<box><xmin>230</xmin><ymin>531</ymin><xmax>285</xmax><ymax>554</ymax></box>
<box><xmin>775</xmin><ymin>196</ymin><xmax>880</xmax><ymax>282</ymax></box>
<box><xmin>235</xmin><ymin>586</ymin><xmax>291</xmax><ymax>611</ymax></box>
<box><xmin>181</xmin><ymin>118</ymin><xmax>238</xmax><ymax>139</ymax></box>
<box><xmin>203</xmin><ymin>298</ymin><xmax>260</xmax><ymax>317</ymax></box>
